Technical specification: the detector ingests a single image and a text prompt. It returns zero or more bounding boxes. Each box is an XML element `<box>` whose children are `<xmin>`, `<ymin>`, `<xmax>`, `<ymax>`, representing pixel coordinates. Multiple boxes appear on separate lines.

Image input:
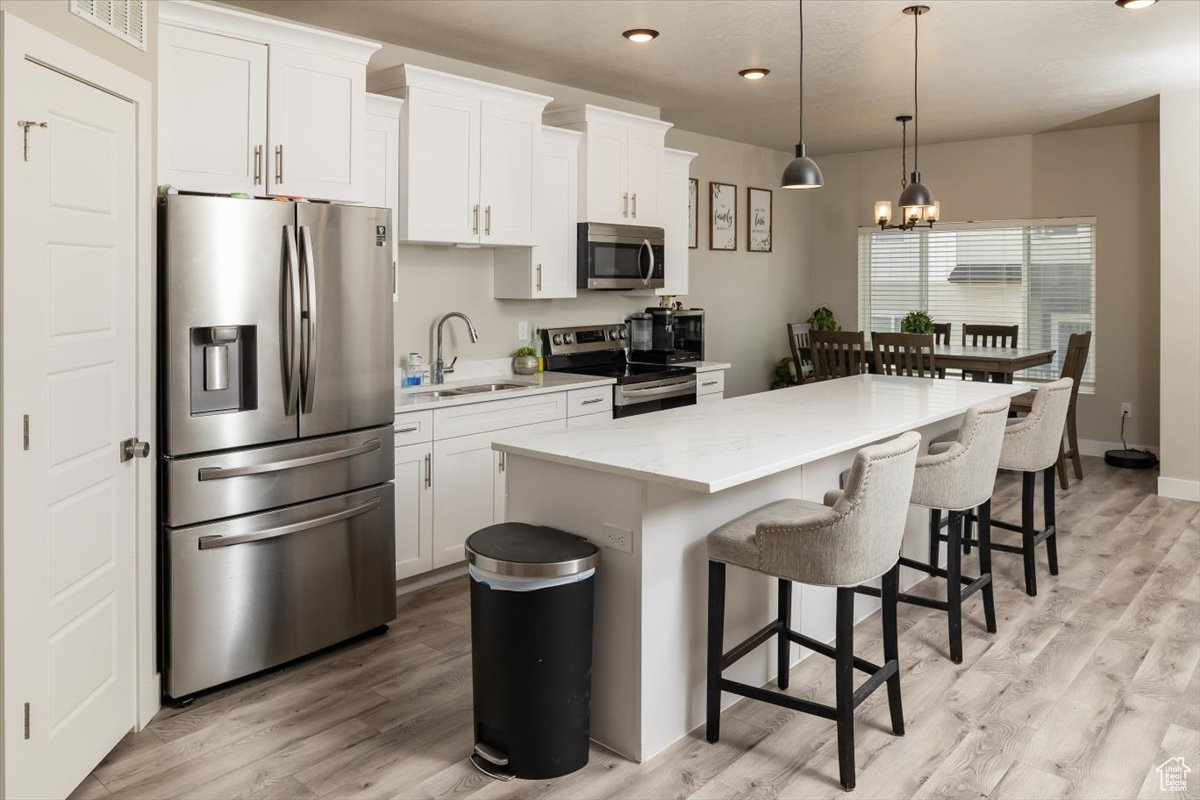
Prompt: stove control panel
<box><xmin>542</xmin><ymin>324</ymin><xmax>626</xmax><ymax>356</ymax></box>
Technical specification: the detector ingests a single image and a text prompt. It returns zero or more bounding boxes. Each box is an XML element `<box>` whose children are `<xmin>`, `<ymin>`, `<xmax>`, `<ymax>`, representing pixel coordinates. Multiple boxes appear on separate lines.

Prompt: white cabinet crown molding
<box><xmin>367</xmin><ymin>93</ymin><xmax>404</xmax><ymax>117</ymax></box>
<box><xmin>543</xmin><ymin>125</ymin><xmax>583</xmax><ymax>145</ymax></box>
<box><xmin>544</xmin><ymin>103</ymin><xmax>673</xmax><ymax>134</ymax></box>
<box><xmin>159</xmin><ymin>0</ymin><xmax>380</xmax><ymax>63</ymax></box>
<box><xmin>394</xmin><ymin>64</ymin><xmax>552</xmax><ymax>111</ymax></box>
<box><xmin>665</xmin><ymin>146</ymin><xmax>698</xmax><ymax>163</ymax></box>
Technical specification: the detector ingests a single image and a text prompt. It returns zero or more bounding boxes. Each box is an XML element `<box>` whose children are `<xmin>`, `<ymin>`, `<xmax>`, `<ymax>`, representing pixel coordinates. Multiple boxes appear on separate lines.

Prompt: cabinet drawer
<box><xmin>567</xmin><ymin>411</ymin><xmax>614</xmax><ymax>430</ymax></box>
<box><xmin>566</xmin><ymin>385</ymin><xmax>613</xmax><ymax>417</ymax></box>
<box><xmin>697</xmin><ymin>371</ymin><xmax>725</xmax><ymax>396</ymax></box>
<box><xmin>393</xmin><ymin>409</ymin><xmax>433</xmax><ymax>445</ymax></box>
<box><xmin>433</xmin><ymin>392</ymin><xmax>567</xmax><ymax>440</ymax></box>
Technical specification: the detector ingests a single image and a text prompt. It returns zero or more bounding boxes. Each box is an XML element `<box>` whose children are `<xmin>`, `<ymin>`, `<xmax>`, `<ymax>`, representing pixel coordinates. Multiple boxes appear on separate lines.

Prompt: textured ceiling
<box><xmin>221</xmin><ymin>0</ymin><xmax>1198</xmax><ymax>154</ymax></box>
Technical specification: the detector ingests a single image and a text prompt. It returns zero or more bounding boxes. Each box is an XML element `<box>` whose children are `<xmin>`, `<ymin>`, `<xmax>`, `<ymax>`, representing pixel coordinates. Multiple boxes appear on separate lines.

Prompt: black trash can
<box><xmin>465</xmin><ymin>523</ymin><xmax>600</xmax><ymax>781</ymax></box>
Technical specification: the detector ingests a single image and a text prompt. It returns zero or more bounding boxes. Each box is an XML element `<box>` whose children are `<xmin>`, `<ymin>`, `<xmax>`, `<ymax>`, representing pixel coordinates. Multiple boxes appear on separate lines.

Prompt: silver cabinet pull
<box><xmin>300</xmin><ymin>225</ymin><xmax>318</xmax><ymax>412</ymax></box>
<box><xmin>632</xmin><ymin>193</ymin><xmax>637</xmax><ymax>218</ymax></box>
<box><xmin>197</xmin><ymin>438</ymin><xmax>380</xmax><ymax>481</ymax></box>
<box><xmin>702</xmin><ymin>380</ymin><xmax>719</xmax><ymax>387</ymax></box>
<box><xmin>394</xmin><ymin>424</ymin><xmax>419</xmax><ymax>433</ymax></box>
<box><xmin>536</xmin><ymin>263</ymin><xmax>542</xmax><ymax>292</ymax></box>
<box><xmin>120</xmin><ymin>438</ymin><xmax>150</xmax><ymax>462</ymax></box>
<box><xmin>274</xmin><ymin>144</ymin><xmax>283</xmax><ymax>183</ymax></box>
<box><xmin>425</xmin><ymin>453</ymin><xmax>432</xmax><ymax>488</ymax></box>
<box><xmin>498</xmin><ymin>451</ymin><xmax>505</xmax><ymax>473</ymax></box>
<box><xmin>198</xmin><ymin>497</ymin><xmax>380</xmax><ymax>549</ymax></box>
<box><xmin>623</xmin><ymin>193</ymin><xmax>629</xmax><ymax>217</ymax></box>
<box><xmin>254</xmin><ymin>144</ymin><xmax>263</xmax><ymax>185</ymax></box>
<box><xmin>485</xmin><ymin>205</ymin><xmax>491</xmax><ymax>236</ymax></box>
<box><xmin>472</xmin><ymin>204</ymin><xmax>479</xmax><ymax>235</ymax></box>
<box><xmin>283</xmin><ymin>225</ymin><xmax>302</xmax><ymax>415</ymax></box>
<box><xmin>581</xmin><ymin>397</ymin><xmax>605</xmax><ymax>405</ymax></box>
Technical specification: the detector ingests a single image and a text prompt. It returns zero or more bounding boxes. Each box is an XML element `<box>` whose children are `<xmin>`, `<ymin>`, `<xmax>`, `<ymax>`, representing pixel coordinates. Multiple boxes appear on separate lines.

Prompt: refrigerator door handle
<box><xmin>300</xmin><ymin>225</ymin><xmax>318</xmax><ymax>413</ymax></box>
<box><xmin>195</xmin><ymin>437</ymin><xmax>382</xmax><ymax>481</ymax></box>
<box><xmin>283</xmin><ymin>225</ymin><xmax>302</xmax><ymax>415</ymax></box>
<box><xmin>196</xmin><ymin>496</ymin><xmax>381</xmax><ymax>549</ymax></box>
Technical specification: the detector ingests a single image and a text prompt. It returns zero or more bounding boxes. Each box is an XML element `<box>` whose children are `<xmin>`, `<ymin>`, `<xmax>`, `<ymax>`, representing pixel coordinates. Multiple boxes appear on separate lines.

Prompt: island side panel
<box><xmin>502</xmin><ymin>454</ymin><xmax>646</xmax><ymax>761</ymax></box>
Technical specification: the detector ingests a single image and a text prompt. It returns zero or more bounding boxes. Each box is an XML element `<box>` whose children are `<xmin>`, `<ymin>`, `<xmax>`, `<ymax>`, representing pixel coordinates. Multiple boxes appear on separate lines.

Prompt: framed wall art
<box><xmin>688</xmin><ymin>177</ymin><xmax>699</xmax><ymax>249</ymax></box>
<box><xmin>748</xmin><ymin>187</ymin><xmax>773</xmax><ymax>253</ymax></box>
<box><xmin>709</xmin><ymin>181</ymin><xmax>736</xmax><ymax>251</ymax></box>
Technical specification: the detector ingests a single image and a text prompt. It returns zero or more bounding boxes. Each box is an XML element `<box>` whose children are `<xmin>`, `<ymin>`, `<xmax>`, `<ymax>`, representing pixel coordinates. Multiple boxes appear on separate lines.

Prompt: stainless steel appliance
<box><xmin>158</xmin><ymin>194</ymin><xmax>396</xmax><ymax>700</ymax></box>
<box><xmin>577</xmin><ymin>223</ymin><xmax>665</xmax><ymax>290</ymax></box>
<box><xmin>541</xmin><ymin>324</ymin><xmax>695</xmax><ymax>417</ymax></box>
<box><xmin>629</xmin><ymin>307</ymin><xmax>705</xmax><ymax>365</ymax></box>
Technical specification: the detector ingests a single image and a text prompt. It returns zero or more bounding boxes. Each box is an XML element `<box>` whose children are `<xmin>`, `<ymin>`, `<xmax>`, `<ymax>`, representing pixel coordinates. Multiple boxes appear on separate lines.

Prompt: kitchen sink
<box><xmin>410</xmin><ymin>389</ymin><xmax>465</xmax><ymax>399</ymax></box>
<box><xmin>454</xmin><ymin>382</ymin><xmax>533</xmax><ymax>393</ymax></box>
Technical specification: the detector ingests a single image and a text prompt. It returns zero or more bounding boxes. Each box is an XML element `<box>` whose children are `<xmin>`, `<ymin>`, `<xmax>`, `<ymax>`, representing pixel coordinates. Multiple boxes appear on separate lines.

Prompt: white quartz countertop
<box><xmin>673</xmin><ymin>360</ymin><xmax>731</xmax><ymax>372</ymax></box>
<box><xmin>492</xmin><ymin>375</ymin><xmax>1024</xmax><ymax>493</ymax></box>
<box><xmin>395</xmin><ymin>370</ymin><xmax>614</xmax><ymax>412</ymax></box>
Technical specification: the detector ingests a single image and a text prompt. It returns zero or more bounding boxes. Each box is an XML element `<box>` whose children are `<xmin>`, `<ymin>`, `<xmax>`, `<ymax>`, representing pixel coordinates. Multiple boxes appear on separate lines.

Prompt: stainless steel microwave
<box><xmin>577</xmin><ymin>223</ymin><xmax>665</xmax><ymax>290</ymax></box>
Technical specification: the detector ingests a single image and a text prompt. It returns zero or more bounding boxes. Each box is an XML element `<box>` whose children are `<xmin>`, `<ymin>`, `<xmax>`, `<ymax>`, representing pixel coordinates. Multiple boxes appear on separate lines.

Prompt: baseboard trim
<box><xmin>1158</xmin><ymin>477</ymin><xmax>1200</xmax><ymax>502</ymax></box>
<box><xmin>396</xmin><ymin>564</ymin><xmax>468</xmax><ymax>596</ymax></box>
<box><xmin>1079</xmin><ymin>438</ymin><xmax>1159</xmax><ymax>458</ymax></box>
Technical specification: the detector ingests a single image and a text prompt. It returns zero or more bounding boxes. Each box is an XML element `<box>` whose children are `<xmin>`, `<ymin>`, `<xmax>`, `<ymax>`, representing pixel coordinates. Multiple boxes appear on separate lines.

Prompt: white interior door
<box><xmin>479</xmin><ymin>101</ymin><xmax>538</xmax><ymax>246</ymax></box>
<box><xmin>3</xmin><ymin>59</ymin><xmax>138</xmax><ymax>799</ymax></box>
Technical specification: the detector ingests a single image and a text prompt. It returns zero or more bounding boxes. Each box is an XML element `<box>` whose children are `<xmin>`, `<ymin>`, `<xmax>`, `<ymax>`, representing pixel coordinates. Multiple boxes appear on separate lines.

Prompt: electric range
<box><xmin>541</xmin><ymin>324</ymin><xmax>697</xmax><ymax>417</ymax></box>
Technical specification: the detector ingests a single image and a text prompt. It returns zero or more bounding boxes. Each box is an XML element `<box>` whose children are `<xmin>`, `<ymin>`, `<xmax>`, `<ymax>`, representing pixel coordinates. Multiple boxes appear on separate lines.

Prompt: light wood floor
<box><xmin>73</xmin><ymin>457</ymin><xmax>1200</xmax><ymax>800</ymax></box>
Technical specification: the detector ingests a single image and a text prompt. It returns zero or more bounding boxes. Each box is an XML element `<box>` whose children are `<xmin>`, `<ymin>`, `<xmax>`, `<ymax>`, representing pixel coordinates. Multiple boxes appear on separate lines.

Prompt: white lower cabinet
<box><xmin>567</xmin><ymin>412</ymin><xmax>614</xmax><ymax>429</ymax></box>
<box><xmin>393</xmin><ymin>441</ymin><xmax>434</xmax><ymax>580</ymax></box>
<box><xmin>696</xmin><ymin>393</ymin><xmax>723</xmax><ymax>405</ymax></box>
<box><xmin>696</xmin><ymin>369</ymin><xmax>727</xmax><ymax>403</ymax></box>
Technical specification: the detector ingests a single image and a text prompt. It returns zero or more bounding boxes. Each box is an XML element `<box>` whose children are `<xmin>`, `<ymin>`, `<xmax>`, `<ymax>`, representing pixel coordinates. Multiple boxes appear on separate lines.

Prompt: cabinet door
<box><xmin>394</xmin><ymin>442</ymin><xmax>434</xmax><ymax>580</ymax></box>
<box><xmin>159</xmin><ymin>25</ymin><xmax>267</xmax><ymax>195</ymax></box>
<box><xmin>494</xmin><ymin>451</ymin><xmax>508</xmax><ymax>526</ymax></box>
<box><xmin>659</xmin><ymin>155</ymin><xmax>690</xmax><ymax>296</ymax></box>
<box><xmin>626</xmin><ymin>127</ymin><xmax>663</xmax><ymax>226</ymax></box>
<box><xmin>365</xmin><ymin>105</ymin><xmax>400</xmax><ymax>301</ymax></box>
<box><xmin>696</xmin><ymin>392</ymin><xmax>724</xmax><ymax>404</ymax></box>
<box><xmin>267</xmin><ymin>45</ymin><xmax>366</xmax><ymax>202</ymax></box>
<box><xmin>402</xmin><ymin>86</ymin><xmax>480</xmax><ymax>244</ymax></box>
<box><xmin>584</xmin><ymin>122</ymin><xmax>628</xmax><ymax>224</ymax></box>
<box><xmin>431</xmin><ymin>431</ymin><xmax>499</xmax><ymax>569</ymax></box>
<box><xmin>479</xmin><ymin>102</ymin><xmax>539</xmax><ymax>246</ymax></box>
<box><xmin>534</xmin><ymin>133</ymin><xmax>579</xmax><ymax>298</ymax></box>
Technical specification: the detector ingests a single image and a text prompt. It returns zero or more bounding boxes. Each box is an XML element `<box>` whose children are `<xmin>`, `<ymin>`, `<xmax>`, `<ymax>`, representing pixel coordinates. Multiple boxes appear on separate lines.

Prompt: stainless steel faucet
<box><xmin>434</xmin><ymin>311</ymin><xmax>479</xmax><ymax>384</ymax></box>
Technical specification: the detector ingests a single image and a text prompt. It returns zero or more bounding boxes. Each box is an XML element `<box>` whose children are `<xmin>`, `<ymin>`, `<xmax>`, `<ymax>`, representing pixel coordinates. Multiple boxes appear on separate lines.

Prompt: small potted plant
<box><xmin>511</xmin><ymin>346</ymin><xmax>538</xmax><ymax>375</ymax></box>
<box><xmin>807</xmin><ymin>305</ymin><xmax>840</xmax><ymax>331</ymax></box>
<box><xmin>900</xmin><ymin>310</ymin><xmax>935</xmax><ymax>335</ymax></box>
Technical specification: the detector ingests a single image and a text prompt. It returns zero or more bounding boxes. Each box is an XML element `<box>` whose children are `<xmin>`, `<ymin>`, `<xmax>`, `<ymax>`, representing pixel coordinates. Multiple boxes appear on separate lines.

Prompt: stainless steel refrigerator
<box><xmin>158</xmin><ymin>194</ymin><xmax>396</xmax><ymax>700</ymax></box>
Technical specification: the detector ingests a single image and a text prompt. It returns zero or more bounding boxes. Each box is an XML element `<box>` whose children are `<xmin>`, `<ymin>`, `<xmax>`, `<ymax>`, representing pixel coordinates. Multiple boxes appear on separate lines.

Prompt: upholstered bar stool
<box><xmin>938</xmin><ymin>379</ymin><xmax>1073</xmax><ymax>596</ymax></box>
<box><xmin>705</xmin><ymin>432</ymin><xmax>921</xmax><ymax>792</ymax></box>
<box><xmin>855</xmin><ymin>398</ymin><xmax>1010</xmax><ymax>663</ymax></box>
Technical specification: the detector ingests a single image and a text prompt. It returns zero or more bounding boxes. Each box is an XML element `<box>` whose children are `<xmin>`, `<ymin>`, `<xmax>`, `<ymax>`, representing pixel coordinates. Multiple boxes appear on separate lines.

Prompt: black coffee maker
<box><xmin>629</xmin><ymin>307</ymin><xmax>694</xmax><ymax>364</ymax></box>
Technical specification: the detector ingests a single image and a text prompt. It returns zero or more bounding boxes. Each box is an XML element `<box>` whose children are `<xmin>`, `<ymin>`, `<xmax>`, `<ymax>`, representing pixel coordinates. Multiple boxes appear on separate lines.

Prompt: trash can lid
<box><xmin>465</xmin><ymin>523</ymin><xmax>599</xmax><ymax>579</ymax></box>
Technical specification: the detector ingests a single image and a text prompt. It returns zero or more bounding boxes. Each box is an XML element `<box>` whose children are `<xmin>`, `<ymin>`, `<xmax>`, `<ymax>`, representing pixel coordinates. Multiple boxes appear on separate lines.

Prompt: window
<box><xmin>857</xmin><ymin>218</ymin><xmax>1095</xmax><ymax>389</ymax></box>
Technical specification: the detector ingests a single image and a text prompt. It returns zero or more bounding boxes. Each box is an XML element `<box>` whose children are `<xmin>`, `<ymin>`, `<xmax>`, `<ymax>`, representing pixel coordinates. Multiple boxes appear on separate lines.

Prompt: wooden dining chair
<box><xmin>810</xmin><ymin>330</ymin><xmax>869</xmax><ymax>381</ymax></box>
<box><xmin>932</xmin><ymin>323</ymin><xmax>951</xmax><ymax>378</ymax></box>
<box><xmin>872</xmin><ymin>332</ymin><xmax>938</xmax><ymax>378</ymax></box>
<box><xmin>962</xmin><ymin>324</ymin><xmax>1019</xmax><ymax>382</ymax></box>
<box><xmin>787</xmin><ymin>322</ymin><xmax>814</xmax><ymax>385</ymax></box>
<box><xmin>1010</xmin><ymin>331</ymin><xmax>1091</xmax><ymax>489</ymax></box>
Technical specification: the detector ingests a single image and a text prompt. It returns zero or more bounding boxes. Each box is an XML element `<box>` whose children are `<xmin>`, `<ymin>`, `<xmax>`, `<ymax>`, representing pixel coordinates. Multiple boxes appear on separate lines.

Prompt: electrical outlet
<box><xmin>1121</xmin><ymin>402</ymin><xmax>1133</xmax><ymax>419</ymax></box>
<box><xmin>517</xmin><ymin>320</ymin><xmax>529</xmax><ymax>341</ymax></box>
<box><xmin>602</xmin><ymin>523</ymin><xmax>633</xmax><ymax>554</ymax></box>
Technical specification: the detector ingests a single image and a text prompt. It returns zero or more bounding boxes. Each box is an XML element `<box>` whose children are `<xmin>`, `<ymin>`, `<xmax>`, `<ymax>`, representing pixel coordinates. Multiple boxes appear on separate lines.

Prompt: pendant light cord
<box><xmin>913</xmin><ymin>8</ymin><xmax>919</xmax><ymax>172</ymax></box>
<box><xmin>799</xmin><ymin>0</ymin><xmax>804</xmax><ymax>143</ymax></box>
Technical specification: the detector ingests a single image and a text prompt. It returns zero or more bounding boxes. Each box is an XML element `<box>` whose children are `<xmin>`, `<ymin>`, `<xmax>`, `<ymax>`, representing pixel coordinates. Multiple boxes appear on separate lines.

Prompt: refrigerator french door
<box><xmin>159</xmin><ymin>194</ymin><xmax>396</xmax><ymax>700</ymax></box>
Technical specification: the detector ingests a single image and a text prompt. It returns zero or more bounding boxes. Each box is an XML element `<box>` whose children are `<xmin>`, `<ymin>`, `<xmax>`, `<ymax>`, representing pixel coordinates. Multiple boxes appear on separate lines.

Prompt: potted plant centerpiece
<box><xmin>512</xmin><ymin>346</ymin><xmax>539</xmax><ymax>375</ymax></box>
<box><xmin>900</xmin><ymin>310</ymin><xmax>935</xmax><ymax>335</ymax></box>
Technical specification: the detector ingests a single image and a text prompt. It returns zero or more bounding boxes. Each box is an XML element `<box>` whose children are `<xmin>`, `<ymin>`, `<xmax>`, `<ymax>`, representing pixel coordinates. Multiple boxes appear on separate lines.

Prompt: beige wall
<box><xmin>808</xmin><ymin>123</ymin><xmax>1161</xmax><ymax>448</ymax></box>
<box><xmin>1159</xmin><ymin>87</ymin><xmax>1200</xmax><ymax>497</ymax></box>
<box><xmin>0</xmin><ymin>0</ymin><xmax>157</xmax><ymax>83</ymax></box>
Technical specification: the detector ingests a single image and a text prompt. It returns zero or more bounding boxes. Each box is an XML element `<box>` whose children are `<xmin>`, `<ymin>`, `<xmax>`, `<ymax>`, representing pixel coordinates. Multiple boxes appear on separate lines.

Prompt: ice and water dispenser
<box><xmin>189</xmin><ymin>325</ymin><xmax>257</xmax><ymax>415</ymax></box>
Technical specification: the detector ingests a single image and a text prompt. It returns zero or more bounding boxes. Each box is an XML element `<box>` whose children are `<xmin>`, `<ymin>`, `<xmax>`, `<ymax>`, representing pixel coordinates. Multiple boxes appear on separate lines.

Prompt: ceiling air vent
<box><xmin>70</xmin><ymin>0</ymin><xmax>147</xmax><ymax>51</ymax></box>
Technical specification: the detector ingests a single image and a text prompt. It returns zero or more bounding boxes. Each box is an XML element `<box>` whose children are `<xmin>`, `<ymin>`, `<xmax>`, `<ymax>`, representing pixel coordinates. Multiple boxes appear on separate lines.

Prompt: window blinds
<box><xmin>858</xmin><ymin>219</ymin><xmax>1095</xmax><ymax>387</ymax></box>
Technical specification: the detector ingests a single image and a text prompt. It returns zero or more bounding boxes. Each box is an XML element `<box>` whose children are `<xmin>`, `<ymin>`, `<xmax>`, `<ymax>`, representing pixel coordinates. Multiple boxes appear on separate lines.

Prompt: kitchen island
<box><xmin>492</xmin><ymin>375</ymin><xmax>1023</xmax><ymax>762</ymax></box>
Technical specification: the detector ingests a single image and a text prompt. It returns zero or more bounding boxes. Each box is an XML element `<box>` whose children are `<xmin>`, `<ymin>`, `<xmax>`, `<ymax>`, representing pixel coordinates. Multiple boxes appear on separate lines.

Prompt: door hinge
<box><xmin>23</xmin><ymin>415</ymin><xmax>30</xmax><ymax>450</ymax></box>
<box><xmin>17</xmin><ymin>120</ymin><xmax>47</xmax><ymax>162</ymax></box>
<box><xmin>23</xmin><ymin>702</ymin><xmax>30</xmax><ymax>739</ymax></box>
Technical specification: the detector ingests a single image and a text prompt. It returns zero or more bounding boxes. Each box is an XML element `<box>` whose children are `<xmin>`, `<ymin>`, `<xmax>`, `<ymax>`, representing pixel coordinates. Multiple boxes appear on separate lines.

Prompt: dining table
<box><xmin>927</xmin><ymin>343</ymin><xmax>1055</xmax><ymax>383</ymax></box>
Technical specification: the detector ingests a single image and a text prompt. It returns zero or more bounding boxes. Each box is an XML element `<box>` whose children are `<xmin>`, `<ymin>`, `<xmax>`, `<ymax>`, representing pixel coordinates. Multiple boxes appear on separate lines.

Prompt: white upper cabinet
<box><xmin>158</xmin><ymin>25</ymin><xmax>267</xmax><ymax>195</ymax></box>
<box><xmin>364</xmin><ymin>94</ymin><xmax>403</xmax><ymax>301</ymax></box>
<box><xmin>373</xmin><ymin>65</ymin><xmax>550</xmax><ymax>246</ymax></box>
<box><xmin>494</xmin><ymin>126</ymin><xmax>581</xmax><ymax>299</ymax></box>
<box><xmin>157</xmin><ymin>1</ymin><xmax>379</xmax><ymax>202</ymax></box>
<box><xmin>544</xmin><ymin>105</ymin><xmax>672</xmax><ymax>227</ymax></box>
<box><xmin>659</xmin><ymin>147</ymin><xmax>697</xmax><ymax>297</ymax></box>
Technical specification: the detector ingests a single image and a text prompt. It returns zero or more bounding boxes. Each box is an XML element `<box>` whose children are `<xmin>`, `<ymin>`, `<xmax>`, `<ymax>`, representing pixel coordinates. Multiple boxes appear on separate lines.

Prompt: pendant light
<box><xmin>873</xmin><ymin>5</ymin><xmax>939</xmax><ymax>230</ymax></box>
<box><xmin>780</xmin><ymin>0</ymin><xmax>823</xmax><ymax>189</ymax></box>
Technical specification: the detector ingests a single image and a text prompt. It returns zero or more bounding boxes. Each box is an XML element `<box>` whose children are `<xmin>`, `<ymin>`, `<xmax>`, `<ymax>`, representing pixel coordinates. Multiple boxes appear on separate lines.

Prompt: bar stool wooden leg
<box><xmin>835</xmin><ymin>587</ymin><xmax>856</xmax><ymax>791</ymax></box>
<box><xmin>977</xmin><ymin>500</ymin><xmax>997</xmax><ymax>633</ymax></box>
<box><xmin>928</xmin><ymin>508</ymin><xmax>941</xmax><ymax>568</ymax></box>
<box><xmin>1044</xmin><ymin>466</ymin><xmax>1059</xmax><ymax>577</ymax></box>
<box><xmin>946</xmin><ymin>511</ymin><xmax>964</xmax><ymax>663</ymax></box>
<box><xmin>1021</xmin><ymin>472</ymin><xmax>1038</xmax><ymax>596</ymax></box>
<box><xmin>962</xmin><ymin>510</ymin><xmax>973</xmax><ymax>556</ymax></box>
<box><xmin>1068</xmin><ymin>409</ymin><xmax>1083</xmax><ymax>481</ymax></box>
<box><xmin>777</xmin><ymin>578</ymin><xmax>792</xmax><ymax>690</ymax></box>
<box><xmin>706</xmin><ymin>561</ymin><xmax>726</xmax><ymax>743</ymax></box>
<box><xmin>881</xmin><ymin>564</ymin><xmax>905</xmax><ymax>736</ymax></box>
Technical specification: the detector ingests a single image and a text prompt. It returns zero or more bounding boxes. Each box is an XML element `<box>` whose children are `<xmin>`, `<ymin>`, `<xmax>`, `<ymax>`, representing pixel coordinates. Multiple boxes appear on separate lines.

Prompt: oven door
<box><xmin>579</xmin><ymin>223</ymin><xmax>665</xmax><ymax>290</ymax></box>
<box><xmin>613</xmin><ymin>375</ymin><xmax>696</xmax><ymax>417</ymax></box>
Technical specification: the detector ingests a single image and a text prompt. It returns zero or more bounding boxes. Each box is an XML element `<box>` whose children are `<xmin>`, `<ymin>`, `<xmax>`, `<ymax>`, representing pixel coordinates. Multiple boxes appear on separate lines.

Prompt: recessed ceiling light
<box><xmin>1115</xmin><ymin>0</ymin><xmax>1157</xmax><ymax>8</ymax></box>
<box><xmin>622</xmin><ymin>28</ymin><xmax>659</xmax><ymax>43</ymax></box>
<box><xmin>739</xmin><ymin>68</ymin><xmax>770</xmax><ymax>80</ymax></box>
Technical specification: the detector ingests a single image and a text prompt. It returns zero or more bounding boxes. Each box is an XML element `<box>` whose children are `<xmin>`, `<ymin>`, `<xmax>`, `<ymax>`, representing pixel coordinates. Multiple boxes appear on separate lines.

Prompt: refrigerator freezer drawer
<box><xmin>164</xmin><ymin>425</ymin><xmax>394</xmax><ymax>527</ymax></box>
<box><xmin>164</xmin><ymin>484</ymin><xmax>396</xmax><ymax>699</ymax></box>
